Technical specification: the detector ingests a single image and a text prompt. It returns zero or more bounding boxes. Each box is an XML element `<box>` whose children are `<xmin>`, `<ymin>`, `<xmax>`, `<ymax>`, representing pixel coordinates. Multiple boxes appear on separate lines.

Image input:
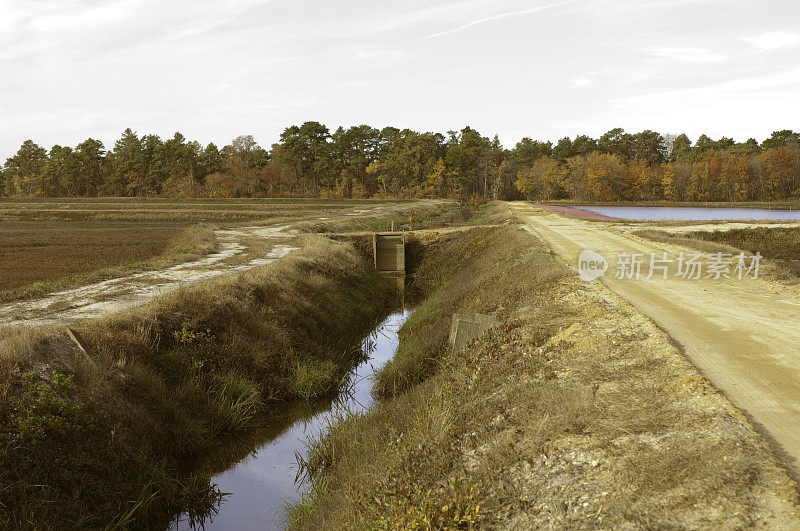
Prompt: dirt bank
<box><xmin>510</xmin><ymin>202</ymin><xmax>800</xmax><ymax>477</ymax></box>
<box><xmin>289</xmin><ymin>223</ymin><xmax>799</xmax><ymax>528</ymax></box>
<box><xmin>650</xmin><ymin>221</ymin><xmax>800</xmax><ymax>233</ymax></box>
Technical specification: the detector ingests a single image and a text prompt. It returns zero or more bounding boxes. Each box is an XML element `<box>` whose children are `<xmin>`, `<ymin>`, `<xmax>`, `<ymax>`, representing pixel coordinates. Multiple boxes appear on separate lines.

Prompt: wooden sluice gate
<box><xmin>373</xmin><ymin>232</ymin><xmax>496</xmax><ymax>342</ymax></box>
<box><xmin>373</xmin><ymin>232</ymin><xmax>406</xmax><ymax>274</ymax></box>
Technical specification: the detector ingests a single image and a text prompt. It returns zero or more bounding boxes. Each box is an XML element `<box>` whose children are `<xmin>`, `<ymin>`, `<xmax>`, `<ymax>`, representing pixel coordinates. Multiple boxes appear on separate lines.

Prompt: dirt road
<box><xmin>510</xmin><ymin>202</ymin><xmax>800</xmax><ymax>475</ymax></box>
<box><xmin>0</xmin><ymin>225</ymin><xmax>298</xmax><ymax>329</ymax></box>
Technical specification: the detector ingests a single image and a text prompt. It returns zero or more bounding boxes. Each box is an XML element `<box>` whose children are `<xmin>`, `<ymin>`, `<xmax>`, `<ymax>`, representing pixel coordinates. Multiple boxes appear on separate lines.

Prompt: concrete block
<box><xmin>449</xmin><ymin>313</ymin><xmax>498</xmax><ymax>353</ymax></box>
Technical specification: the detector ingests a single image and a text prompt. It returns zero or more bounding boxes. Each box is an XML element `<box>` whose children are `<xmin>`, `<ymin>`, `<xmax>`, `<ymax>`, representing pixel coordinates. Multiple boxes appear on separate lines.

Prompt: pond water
<box><xmin>172</xmin><ymin>310</ymin><xmax>412</xmax><ymax>530</ymax></box>
<box><xmin>573</xmin><ymin>205</ymin><xmax>800</xmax><ymax>221</ymax></box>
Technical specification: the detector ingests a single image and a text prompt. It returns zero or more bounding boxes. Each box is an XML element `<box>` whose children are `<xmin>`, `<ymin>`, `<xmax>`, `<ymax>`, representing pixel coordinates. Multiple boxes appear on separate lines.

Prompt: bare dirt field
<box><xmin>510</xmin><ymin>201</ymin><xmax>800</xmax><ymax>477</ymax></box>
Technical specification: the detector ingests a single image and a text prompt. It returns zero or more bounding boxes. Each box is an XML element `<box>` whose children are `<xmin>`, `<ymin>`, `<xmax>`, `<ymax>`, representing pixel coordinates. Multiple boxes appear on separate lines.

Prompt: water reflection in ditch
<box><xmin>173</xmin><ymin>309</ymin><xmax>412</xmax><ymax>530</ymax></box>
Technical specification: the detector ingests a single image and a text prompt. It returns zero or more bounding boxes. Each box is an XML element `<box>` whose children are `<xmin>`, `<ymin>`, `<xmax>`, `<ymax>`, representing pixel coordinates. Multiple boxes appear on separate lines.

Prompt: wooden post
<box><xmin>65</xmin><ymin>327</ymin><xmax>96</xmax><ymax>367</ymax></box>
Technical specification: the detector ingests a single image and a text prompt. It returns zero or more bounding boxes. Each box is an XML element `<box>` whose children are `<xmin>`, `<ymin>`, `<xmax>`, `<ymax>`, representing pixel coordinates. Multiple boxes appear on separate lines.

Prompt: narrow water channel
<box><xmin>173</xmin><ymin>309</ymin><xmax>412</xmax><ymax>530</ymax></box>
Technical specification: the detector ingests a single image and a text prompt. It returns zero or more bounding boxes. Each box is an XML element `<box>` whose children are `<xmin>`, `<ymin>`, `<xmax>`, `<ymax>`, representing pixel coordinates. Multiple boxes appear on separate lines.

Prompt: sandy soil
<box><xmin>509</xmin><ymin>202</ymin><xmax>800</xmax><ymax>477</ymax></box>
<box><xmin>500</xmin><ymin>277</ymin><xmax>800</xmax><ymax>528</ymax></box>
<box><xmin>635</xmin><ymin>221</ymin><xmax>800</xmax><ymax>234</ymax></box>
<box><xmin>0</xmin><ymin>225</ymin><xmax>299</xmax><ymax>329</ymax></box>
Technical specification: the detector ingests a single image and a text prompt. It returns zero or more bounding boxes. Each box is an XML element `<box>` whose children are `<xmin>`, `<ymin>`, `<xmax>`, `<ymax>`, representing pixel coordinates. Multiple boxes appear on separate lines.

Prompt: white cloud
<box><xmin>624</xmin><ymin>67</ymin><xmax>800</xmax><ymax>105</ymax></box>
<box><xmin>648</xmin><ymin>46</ymin><xmax>727</xmax><ymax>63</ymax></box>
<box><xmin>612</xmin><ymin>67</ymin><xmax>800</xmax><ymax>139</ymax></box>
<box><xmin>741</xmin><ymin>31</ymin><xmax>800</xmax><ymax>52</ymax></box>
<box><xmin>426</xmin><ymin>0</ymin><xmax>575</xmax><ymax>39</ymax></box>
<box><xmin>2</xmin><ymin>0</ymin><xmax>800</xmax><ymax>154</ymax></box>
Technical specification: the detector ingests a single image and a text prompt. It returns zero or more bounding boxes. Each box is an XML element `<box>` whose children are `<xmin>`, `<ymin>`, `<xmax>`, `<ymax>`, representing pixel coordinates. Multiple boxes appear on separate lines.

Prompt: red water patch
<box><xmin>535</xmin><ymin>204</ymin><xmax>621</xmax><ymax>221</ymax></box>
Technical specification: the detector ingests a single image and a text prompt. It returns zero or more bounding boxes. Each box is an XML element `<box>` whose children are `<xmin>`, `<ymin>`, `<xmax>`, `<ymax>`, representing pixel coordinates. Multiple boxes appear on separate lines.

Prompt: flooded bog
<box><xmin>173</xmin><ymin>310</ymin><xmax>411</xmax><ymax>530</ymax></box>
<box><xmin>571</xmin><ymin>205</ymin><xmax>800</xmax><ymax>221</ymax></box>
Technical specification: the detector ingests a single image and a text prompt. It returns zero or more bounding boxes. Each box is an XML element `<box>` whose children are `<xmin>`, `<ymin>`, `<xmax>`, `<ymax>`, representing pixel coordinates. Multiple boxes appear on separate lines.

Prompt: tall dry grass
<box><xmin>289</xmin><ymin>225</ymin><xmax>800</xmax><ymax>529</ymax></box>
<box><xmin>0</xmin><ymin>235</ymin><xmax>399</xmax><ymax>528</ymax></box>
<box><xmin>636</xmin><ymin>227</ymin><xmax>800</xmax><ymax>282</ymax></box>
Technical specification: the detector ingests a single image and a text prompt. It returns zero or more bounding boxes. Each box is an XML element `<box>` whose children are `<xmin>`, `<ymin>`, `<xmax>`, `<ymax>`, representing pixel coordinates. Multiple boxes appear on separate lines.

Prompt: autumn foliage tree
<box><xmin>2</xmin><ymin>125</ymin><xmax>799</xmax><ymax>202</ymax></box>
<box><xmin>515</xmin><ymin>156</ymin><xmax>568</xmax><ymax>200</ymax></box>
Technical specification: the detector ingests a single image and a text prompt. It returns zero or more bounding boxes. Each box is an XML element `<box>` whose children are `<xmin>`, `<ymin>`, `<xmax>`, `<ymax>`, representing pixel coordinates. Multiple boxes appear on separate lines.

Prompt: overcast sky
<box><xmin>2</xmin><ymin>0</ymin><xmax>799</xmax><ymax>155</ymax></box>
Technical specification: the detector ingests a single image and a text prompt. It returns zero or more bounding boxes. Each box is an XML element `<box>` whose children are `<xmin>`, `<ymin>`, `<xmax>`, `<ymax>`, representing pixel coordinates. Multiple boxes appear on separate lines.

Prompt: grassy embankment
<box><xmin>636</xmin><ymin>227</ymin><xmax>800</xmax><ymax>281</ymax></box>
<box><xmin>289</xmin><ymin>223</ymin><xmax>800</xmax><ymax>528</ymax></box>
<box><xmin>295</xmin><ymin>200</ymin><xmax>460</xmax><ymax>234</ymax></box>
<box><xmin>0</xmin><ymin>235</ymin><xmax>399</xmax><ymax>527</ymax></box>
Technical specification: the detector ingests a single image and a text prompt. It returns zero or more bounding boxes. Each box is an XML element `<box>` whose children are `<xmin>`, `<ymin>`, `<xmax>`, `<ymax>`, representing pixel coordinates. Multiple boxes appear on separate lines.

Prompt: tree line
<box><xmin>3</xmin><ymin>124</ymin><xmax>799</xmax><ymax>201</ymax></box>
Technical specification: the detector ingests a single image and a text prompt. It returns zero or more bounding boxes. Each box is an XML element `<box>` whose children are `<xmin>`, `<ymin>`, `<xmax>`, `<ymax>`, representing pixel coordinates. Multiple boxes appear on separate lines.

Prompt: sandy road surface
<box><xmin>0</xmin><ymin>225</ymin><xmax>299</xmax><ymax>329</ymax></box>
<box><xmin>652</xmin><ymin>221</ymin><xmax>800</xmax><ymax>233</ymax></box>
<box><xmin>510</xmin><ymin>202</ymin><xmax>800</xmax><ymax>475</ymax></box>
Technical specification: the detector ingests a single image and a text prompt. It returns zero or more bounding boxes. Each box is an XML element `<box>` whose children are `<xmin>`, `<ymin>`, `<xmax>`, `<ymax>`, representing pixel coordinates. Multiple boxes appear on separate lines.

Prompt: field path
<box><xmin>0</xmin><ymin>225</ymin><xmax>298</xmax><ymax>329</ymax></box>
<box><xmin>510</xmin><ymin>202</ymin><xmax>800</xmax><ymax>475</ymax></box>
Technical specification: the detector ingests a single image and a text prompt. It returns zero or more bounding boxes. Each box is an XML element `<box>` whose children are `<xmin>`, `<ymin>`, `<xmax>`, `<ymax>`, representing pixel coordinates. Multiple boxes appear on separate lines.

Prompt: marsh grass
<box><xmin>0</xmin><ymin>197</ymin><xmax>409</xmax><ymax>223</ymax></box>
<box><xmin>0</xmin><ymin>235</ymin><xmax>399</xmax><ymax>527</ymax></box>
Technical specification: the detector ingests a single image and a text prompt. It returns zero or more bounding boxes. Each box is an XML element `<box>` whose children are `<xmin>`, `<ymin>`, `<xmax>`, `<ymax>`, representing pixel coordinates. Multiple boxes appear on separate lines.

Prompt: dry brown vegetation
<box><xmin>687</xmin><ymin>226</ymin><xmax>800</xmax><ymax>278</ymax></box>
<box><xmin>0</xmin><ymin>197</ymin><xmax>409</xmax><ymax>223</ymax></box>
<box><xmin>290</xmin><ymin>224</ymin><xmax>800</xmax><ymax>528</ymax></box>
<box><xmin>0</xmin><ymin>197</ymin><xmax>465</xmax><ymax>527</ymax></box>
<box><xmin>0</xmin><ymin>235</ymin><xmax>399</xmax><ymax>528</ymax></box>
<box><xmin>3</xmin><ymin>197</ymin><xmax>798</xmax><ymax>528</ymax></box>
<box><xmin>636</xmin><ymin>226</ymin><xmax>800</xmax><ymax>282</ymax></box>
